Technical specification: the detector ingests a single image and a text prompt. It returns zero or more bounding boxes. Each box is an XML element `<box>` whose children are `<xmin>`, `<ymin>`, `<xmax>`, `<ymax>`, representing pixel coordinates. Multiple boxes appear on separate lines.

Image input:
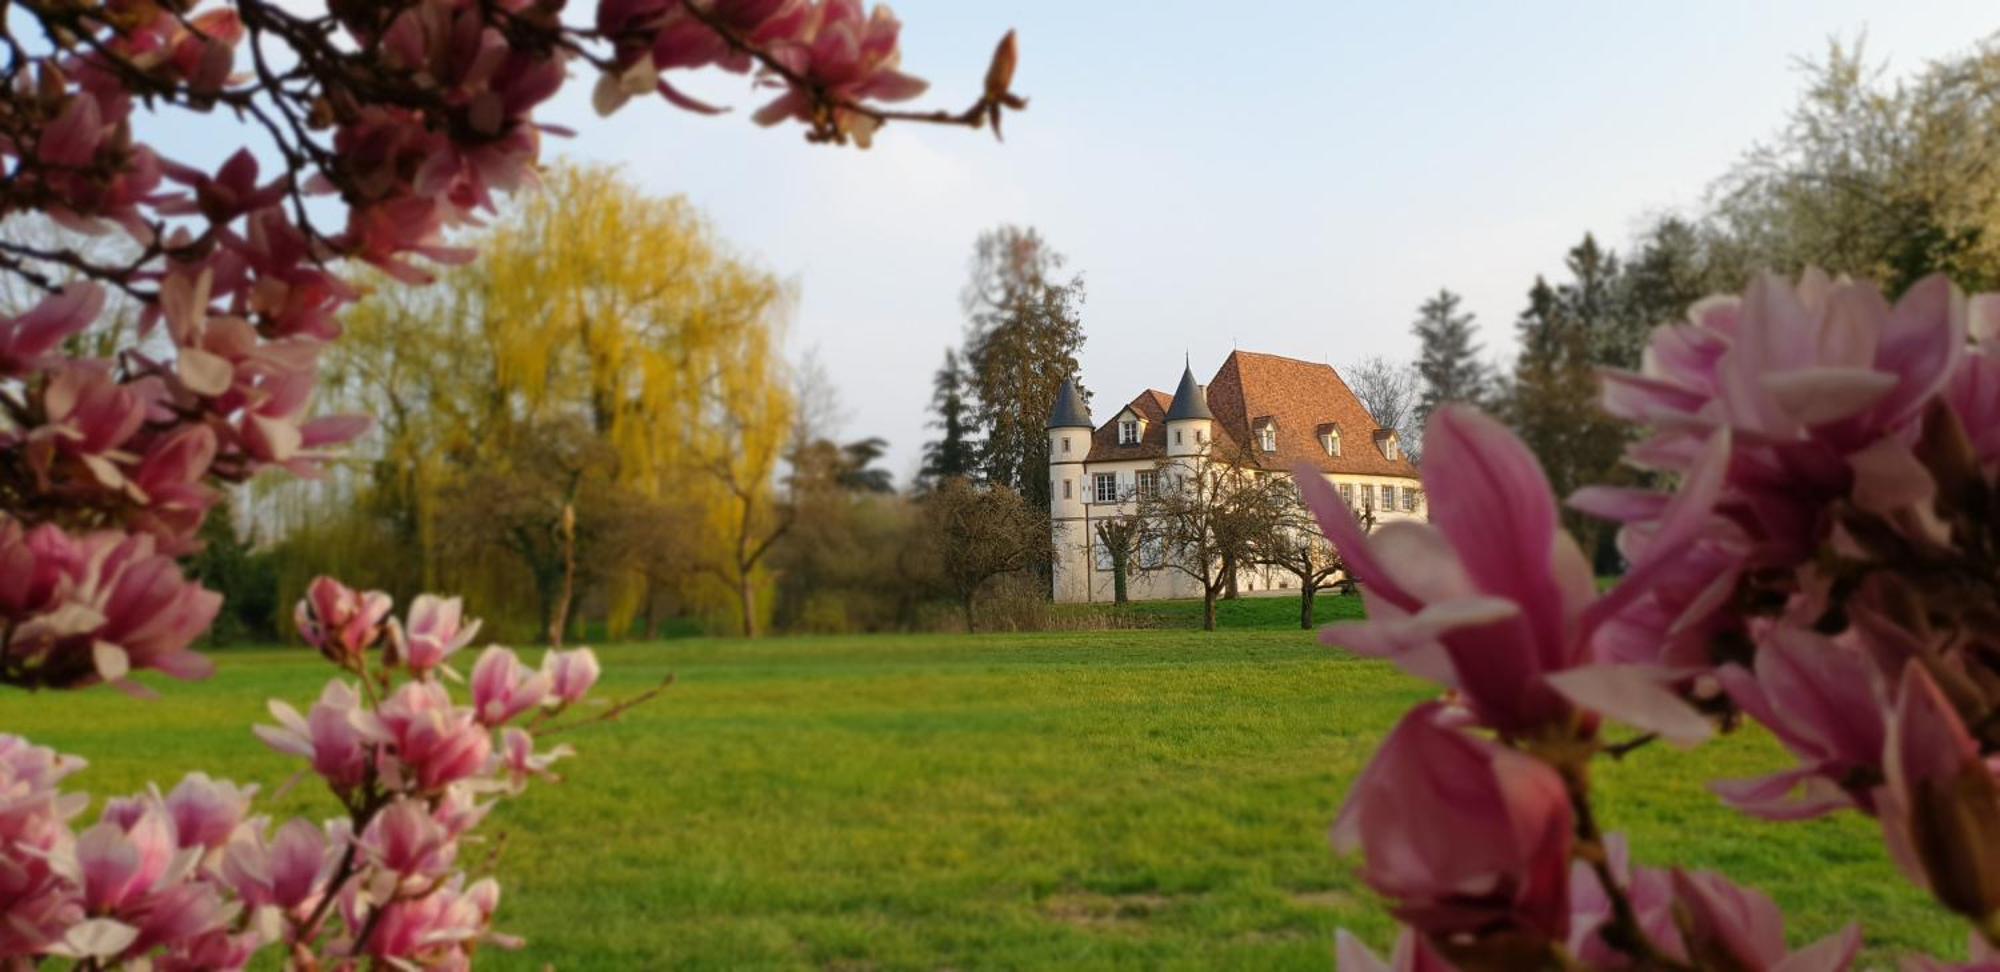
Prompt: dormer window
<box><xmin>1259</xmin><ymin>427</ymin><xmax>1276</xmax><ymax>452</ymax></box>
<box><xmin>1385</xmin><ymin>438</ymin><xmax>1399</xmax><ymax>461</ymax></box>
<box><xmin>1318</xmin><ymin>424</ymin><xmax>1342</xmax><ymax>457</ymax></box>
<box><xmin>1119</xmin><ymin>419</ymin><xmax>1139</xmax><ymax>445</ymax></box>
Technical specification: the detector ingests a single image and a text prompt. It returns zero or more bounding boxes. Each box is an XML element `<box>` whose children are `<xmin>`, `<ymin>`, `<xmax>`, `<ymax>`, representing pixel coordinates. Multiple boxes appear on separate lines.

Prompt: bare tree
<box><xmin>1135</xmin><ymin>447</ymin><xmax>1291</xmax><ymax>631</ymax></box>
<box><xmin>1344</xmin><ymin>355</ymin><xmax>1424</xmax><ymax>457</ymax></box>
<box><xmin>1093</xmin><ymin>518</ymin><xmax>1141</xmax><ymax>605</ymax></box>
<box><xmin>921</xmin><ymin>478</ymin><xmax>1049</xmax><ymax>632</ymax></box>
<box><xmin>1253</xmin><ymin>491</ymin><xmax>1372</xmax><ymax>629</ymax></box>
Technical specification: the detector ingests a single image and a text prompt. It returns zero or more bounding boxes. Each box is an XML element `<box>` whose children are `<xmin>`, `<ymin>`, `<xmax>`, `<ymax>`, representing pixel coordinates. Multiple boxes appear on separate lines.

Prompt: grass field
<box><xmin>4</xmin><ymin>596</ymin><xmax>1959</xmax><ymax>969</ymax></box>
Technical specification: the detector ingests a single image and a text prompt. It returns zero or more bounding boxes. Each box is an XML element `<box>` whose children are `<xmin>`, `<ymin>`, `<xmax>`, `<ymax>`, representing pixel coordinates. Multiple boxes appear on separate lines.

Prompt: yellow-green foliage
<box><xmin>269</xmin><ymin>162</ymin><xmax>794</xmax><ymax>639</ymax></box>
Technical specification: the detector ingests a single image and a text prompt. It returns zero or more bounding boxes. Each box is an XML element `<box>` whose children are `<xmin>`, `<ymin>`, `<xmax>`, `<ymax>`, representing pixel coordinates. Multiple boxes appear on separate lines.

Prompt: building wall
<box><xmin>1049</xmin><ymin>452</ymin><xmax>1425</xmax><ymax>605</ymax></box>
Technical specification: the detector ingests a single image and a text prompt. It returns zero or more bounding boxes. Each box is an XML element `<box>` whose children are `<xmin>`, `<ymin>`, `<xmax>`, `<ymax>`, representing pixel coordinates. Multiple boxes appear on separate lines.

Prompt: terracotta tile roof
<box><xmin>1084</xmin><ymin>388</ymin><xmax>1242</xmax><ymax>462</ymax></box>
<box><xmin>1202</xmin><ymin>350</ymin><xmax>1419</xmax><ymax>478</ymax></box>
<box><xmin>1084</xmin><ymin>390</ymin><xmax>1171</xmax><ymax>461</ymax></box>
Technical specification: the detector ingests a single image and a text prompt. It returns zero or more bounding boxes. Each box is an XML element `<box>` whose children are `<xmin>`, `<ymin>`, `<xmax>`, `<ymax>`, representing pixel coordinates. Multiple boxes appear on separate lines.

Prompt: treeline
<box><xmin>194</xmin><ymin>183</ymin><xmax>1088</xmax><ymax>642</ymax></box>
<box><xmin>1402</xmin><ymin>38</ymin><xmax>2000</xmax><ymax>567</ymax></box>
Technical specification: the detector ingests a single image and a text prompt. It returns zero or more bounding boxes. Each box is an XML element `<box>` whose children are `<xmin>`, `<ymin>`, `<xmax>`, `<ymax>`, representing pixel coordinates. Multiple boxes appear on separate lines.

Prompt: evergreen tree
<box><xmin>1613</xmin><ymin>217</ymin><xmax>1730</xmax><ymax>368</ymax></box>
<box><xmin>918</xmin><ymin>348</ymin><xmax>980</xmax><ymax>488</ymax></box>
<box><xmin>1411</xmin><ymin>288</ymin><xmax>1488</xmax><ymax>426</ymax></box>
<box><xmin>1506</xmin><ymin>235</ymin><xmax>1637</xmax><ymax>571</ymax></box>
<box><xmin>960</xmin><ymin>225</ymin><xmax>1087</xmax><ymax>511</ymax></box>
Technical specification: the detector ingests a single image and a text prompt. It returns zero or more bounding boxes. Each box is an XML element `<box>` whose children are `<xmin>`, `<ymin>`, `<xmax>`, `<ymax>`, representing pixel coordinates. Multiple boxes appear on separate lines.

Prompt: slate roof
<box><xmin>1163</xmin><ymin>364</ymin><xmax>1214</xmax><ymax>421</ymax></box>
<box><xmin>1046</xmin><ymin>378</ymin><xmax>1093</xmax><ymax>429</ymax></box>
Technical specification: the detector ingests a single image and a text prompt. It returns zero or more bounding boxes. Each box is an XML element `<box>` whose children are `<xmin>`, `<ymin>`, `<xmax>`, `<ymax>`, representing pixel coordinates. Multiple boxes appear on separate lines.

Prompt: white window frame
<box><xmin>1381</xmin><ymin>484</ymin><xmax>1396</xmax><ymax>509</ymax></box>
<box><xmin>1323</xmin><ymin>431</ymin><xmax>1340</xmax><ymax>456</ymax></box>
<box><xmin>1135</xmin><ymin>469</ymin><xmax>1158</xmax><ymax>500</ymax></box>
<box><xmin>1259</xmin><ymin>426</ymin><xmax>1276</xmax><ymax>452</ymax></box>
<box><xmin>1338</xmin><ymin>483</ymin><xmax>1354</xmax><ymax>507</ymax></box>
<box><xmin>1093</xmin><ymin>537</ymin><xmax>1116</xmax><ymax>571</ymax></box>
<box><xmin>1361</xmin><ymin>484</ymin><xmax>1375</xmax><ymax>509</ymax></box>
<box><xmin>1119</xmin><ymin>419</ymin><xmax>1139</xmax><ymax>445</ymax></box>
<box><xmin>1093</xmin><ymin>472</ymin><xmax>1119</xmax><ymax>504</ymax></box>
<box><xmin>1385</xmin><ymin>438</ymin><xmax>1399</xmax><ymax>461</ymax></box>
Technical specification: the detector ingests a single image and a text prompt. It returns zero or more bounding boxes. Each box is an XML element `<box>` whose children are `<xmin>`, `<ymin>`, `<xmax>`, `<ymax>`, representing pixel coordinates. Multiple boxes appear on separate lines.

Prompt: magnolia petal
<box><xmin>177</xmin><ymin>347</ymin><xmax>235</xmax><ymax>396</ymax></box>
<box><xmin>1710</xmin><ymin>767</ymin><xmax>1853</xmax><ymax>821</ymax></box>
<box><xmin>1847</xmin><ymin>437</ymin><xmax>1935</xmax><ymax>515</ymax></box>
<box><xmin>1335</xmin><ymin>930</ymin><xmax>1394</xmax><ymax>972</ymax></box>
<box><xmin>1547</xmin><ymin>664</ymin><xmax>1713</xmax><ymax>746</ymax></box>
<box><xmin>1760</xmin><ymin>367</ymin><xmax>1897</xmax><ymax>426</ymax></box>
<box><xmin>1771</xmin><ymin>923</ymin><xmax>1862</xmax><ymax>972</ymax></box>
<box><xmin>57</xmin><ymin>918</ymin><xmax>139</xmax><ymax>958</ymax></box>
<box><xmin>1420</xmin><ymin>407</ymin><xmax>1569</xmax><ymax>653</ymax></box>
<box><xmin>92</xmin><ymin>641</ymin><xmax>130</xmax><ymax>682</ymax></box>
<box><xmin>1293</xmin><ymin>465</ymin><xmax>1423</xmax><ymax>612</ymax></box>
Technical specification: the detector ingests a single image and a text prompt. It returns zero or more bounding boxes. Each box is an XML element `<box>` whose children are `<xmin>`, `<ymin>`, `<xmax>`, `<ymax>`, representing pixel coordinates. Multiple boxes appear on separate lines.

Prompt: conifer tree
<box><xmin>961</xmin><ymin>226</ymin><xmax>1087</xmax><ymax>510</ymax></box>
<box><xmin>1411</xmin><ymin>288</ymin><xmax>1489</xmax><ymax>427</ymax></box>
<box><xmin>919</xmin><ymin>348</ymin><xmax>982</xmax><ymax>488</ymax></box>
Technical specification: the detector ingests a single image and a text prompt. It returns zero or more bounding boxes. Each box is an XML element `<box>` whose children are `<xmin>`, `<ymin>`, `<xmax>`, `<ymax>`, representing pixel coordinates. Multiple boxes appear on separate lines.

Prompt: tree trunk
<box><xmin>962</xmin><ymin>592</ymin><xmax>978</xmax><ymax>634</ymax></box>
<box><xmin>1222</xmin><ymin>554</ymin><xmax>1239</xmax><ymax>600</ymax></box>
<box><xmin>737</xmin><ymin>570</ymin><xmax>758</xmax><ymax>638</ymax></box>
<box><xmin>1299</xmin><ymin>585</ymin><xmax>1315</xmax><ymax>630</ymax></box>
<box><xmin>1112</xmin><ymin>558</ymin><xmax>1128</xmax><ymax>605</ymax></box>
<box><xmin>1202</xmin><ymin>588</ymin><xmax>1218</xmax><ymax>631</ymax></box>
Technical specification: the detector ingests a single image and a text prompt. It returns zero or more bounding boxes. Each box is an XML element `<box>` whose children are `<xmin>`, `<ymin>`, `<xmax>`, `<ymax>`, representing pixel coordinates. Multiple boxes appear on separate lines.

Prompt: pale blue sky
<box><xmin>139</xmin><ymin>2</ymin><xmax>2000</xmax><ymax>482</ymax></box>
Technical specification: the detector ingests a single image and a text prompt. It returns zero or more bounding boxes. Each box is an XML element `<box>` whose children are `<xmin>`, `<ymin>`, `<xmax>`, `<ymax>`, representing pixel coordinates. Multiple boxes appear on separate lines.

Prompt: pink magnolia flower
<box><xmin>1</xmin><ymin>523</ymin><xmax>219</xmax><ymax>689</ymax></box>
<box><xmin>0</xmin><ymin>285</ymin><xmax>103</xmax><ymax>377</ymax></box>
<box><xmin>431</xmin><ymin>785</ymin><xmax>494</xmax><ymax>838</ymax></box>
<box><xmin>28</xmin><ymin>361</ymin><xmax>157</xmax><ymax>494</ymax></box>
<box><xmin>255</xmin><ymin>681</ymin><xmax>383</xmax><ymax>792</ymax></box>
<box><xmin>751</xmin><ymin>0</ymin><xmax>929</xmax><ymax>145</ymax></box>
<box><xmin>0</xmin><ymin>735</ymin><xmax>89</xmax><ymax>957</ymax></box>
<box><xmin>375</xmin><ymin>681</ymin><xmax>493</xmax><ymax>793</ymax></box>
<box><xmin>1568</xmin><ymin>834</ymin><xmax>1860</xmax><ymax>970</ymax></box>
<box><xmin>360</xmin><ymin>798</ymin><xmax>457</xmax><ymax>882</ymax></box>
<box><xmin>1710</xmin><ymin>629</ymin><xmax>1890</xmax><ymax>820</ymax></box>
<box><xmin>497</xmin><ymin>728</ymin><xmax>573</xmax><ymax>792</ymax></box>
<box><xmin>542</xmin><ymin>647</ymin><xmax>600</xmax><ymax>704</ymax></box>
<box><xmin>470</xmin><ymin>646</ymin><xmax>549</xmax><ymax>727</ymax></box>
<box><xmin>358</xmin><ymin>875</ymin><xmax>505</xmax><ymax>963</ymax></box>
<box><xmin>161</xmin><ymin>773</ymin><xmax>256</xmax><ymax>851</ymax></box>
<box><xmin>294</xmin><ymin>576</ymin><xmax>393</xmax><ymax>668</ymax></box>
<box><xmin>59</xmin><ymin>806</ymin><xmax>186</xmax><ymax>913</ymax></box>
<box><xmin>123</xmin><ymin>880</ymin><xmax>233</xmax><ymax>961</ymax></box>
<box><xmin>398</xmin><ymin>594</ymin><xmax>481</xmax><ymax>675</ymax></box>
<box><xmin>221</xmin><ymin>817</ymin><xmax>331</xmax><ymax>913</ymax></box>
<box><xmin>1604</xmin><ymin>270</ymin><xmax>1967</xmax><ymax>562</ymax></box>
<box><xmin>1299</xmin><ymin>405</ymin><xmax>1720</xmax><ymax>742</ymax></box>
<box><xmin>1331</xmin><ymin>702</ymin><xmax>1573</xmax><ymax>945</ymax></box>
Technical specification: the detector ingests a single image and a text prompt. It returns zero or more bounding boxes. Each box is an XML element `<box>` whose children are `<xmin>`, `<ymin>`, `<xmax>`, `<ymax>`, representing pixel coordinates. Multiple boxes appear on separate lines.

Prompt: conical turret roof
<box><xmin>1046</xmin><ymin>378</ymin><xmax>1093</xmax><ymax>429</ymax></box>
<box><xmin>1164</xmin><ymin>362</ymin><xmax>1214</xmax><ymax>421</ymax></box>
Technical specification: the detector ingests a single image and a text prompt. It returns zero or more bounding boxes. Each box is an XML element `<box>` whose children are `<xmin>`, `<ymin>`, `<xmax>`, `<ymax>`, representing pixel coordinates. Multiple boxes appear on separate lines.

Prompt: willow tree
<box><xmin>305</xmin><ymin>163</ymin><xmax>793</xmax><ymax>640</ymax></box>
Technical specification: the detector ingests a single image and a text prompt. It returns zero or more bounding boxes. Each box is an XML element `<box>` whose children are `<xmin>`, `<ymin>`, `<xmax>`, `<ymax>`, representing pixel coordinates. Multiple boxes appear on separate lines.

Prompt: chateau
<box><xmin>1047</xmin><ymin>350</ymin><xmax>1426</xmax><ymax>603</ymax></box>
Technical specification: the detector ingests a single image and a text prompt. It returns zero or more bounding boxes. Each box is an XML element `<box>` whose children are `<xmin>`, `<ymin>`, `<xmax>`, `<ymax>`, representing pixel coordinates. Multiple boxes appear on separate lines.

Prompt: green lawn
<box><xmin>3</xmin><ymin>599</ymin><xmax>1959</xmax><ymax>969</ymax></box>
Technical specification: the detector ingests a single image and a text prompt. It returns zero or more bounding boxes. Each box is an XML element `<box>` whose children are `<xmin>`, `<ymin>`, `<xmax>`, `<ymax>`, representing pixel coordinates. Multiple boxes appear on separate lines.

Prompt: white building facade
<box><xmin>1049</xmin><ymin>350</ymin><xmax>1426</xmax><ymax>604</ymax></box>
